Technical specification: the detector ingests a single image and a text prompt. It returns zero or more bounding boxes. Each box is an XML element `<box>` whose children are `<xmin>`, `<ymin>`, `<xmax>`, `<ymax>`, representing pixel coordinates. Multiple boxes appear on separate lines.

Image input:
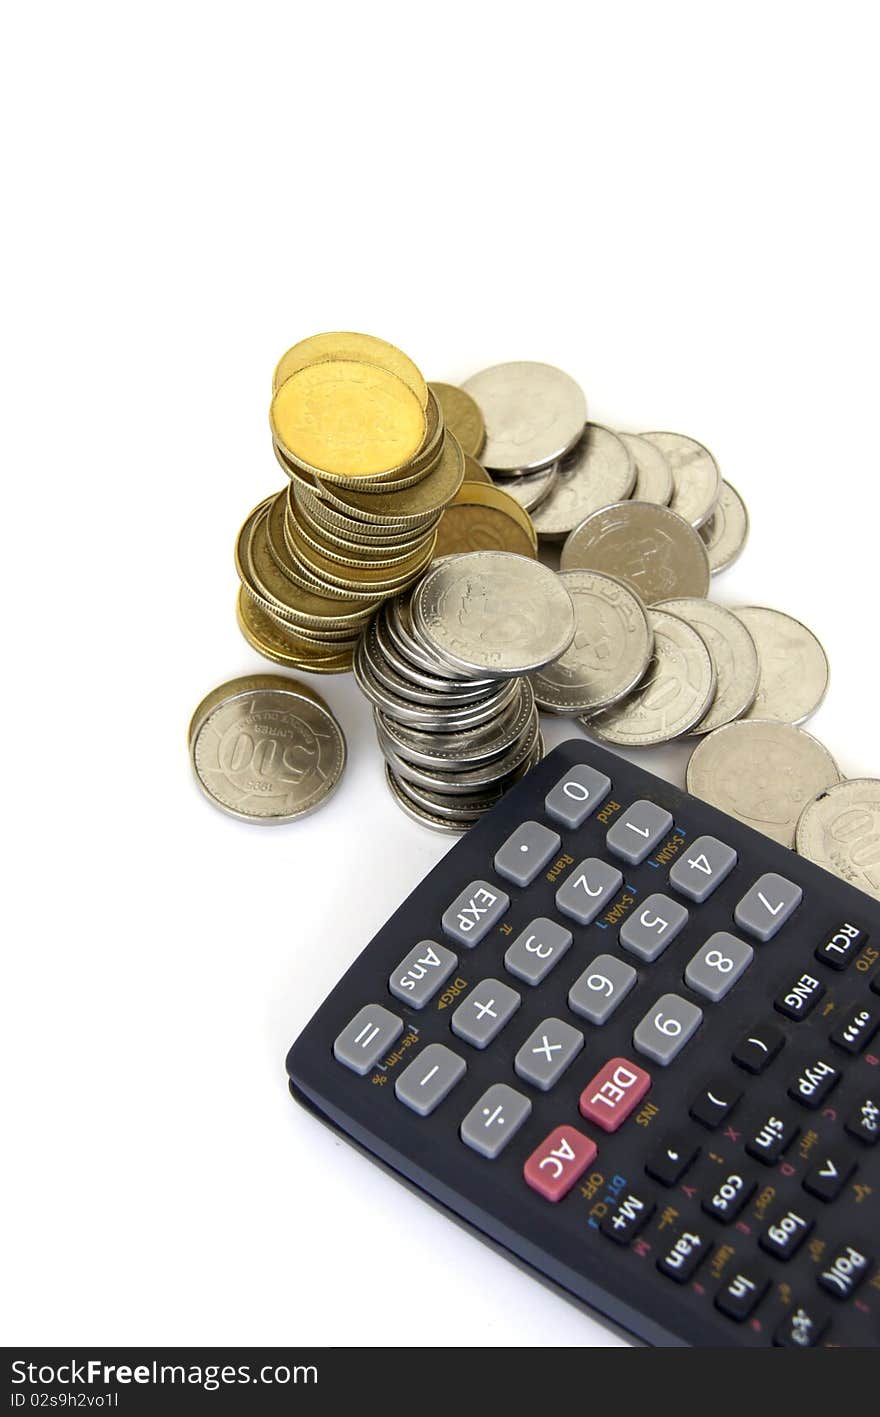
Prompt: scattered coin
<box><xmin>530</xmin><ymin>424</ymin><xmax>636</xmax><ymax>540</ymax></box>
<box><xmin>188</xmin><ymin>672</ymin><xmax>330</xmax><ymax>745</ymax></box>
<box><xmin>559</xmin><ymin>500</ymin><xmax>711</xmax><ymax>602</ymax></box>
<box><xmin>461</xmin><ymin>361</ymin><xmax>587</xmax><ymax>473</ymax></box>
<box><xmin>492</xmin><ymin>462</ymin><xmax>558</xmax><ymax>512</ymax></box>
<box><xmin>700</xmin><ymin>480</ymin><xmax>750</xmax><ymax>573</ymax></box>
<box><xmin>640</xmin><ymin>431</ymin><xmax>721</xmax><ymax>529</ymax></box>
<box><xmin>461</xmin><ymin>453</ymin><xmax>492</xmax><ymax>484</ymax></box>
<box><xmin>587</xmin><ymin>608</ymin><xmax>716</xmax><ymax>746</ymax></box>
<box><xmin>271</xmin><ymin>360</ymin><xmax>427</xmax><ymax>481</ymax></box>
<box><xmin>435</xmin><ymin>481</ymin><xmax>537</xmax><ymax>559</ymax></box>
<box><xmin>532</xmin><ymin>570</ymin><xmax>653</xmax><ymax>716</ymax></box>
<box><xmin>687</xmin><ymin>719</ymin><xmax>841</xmax><ymax>847</ymax></box>
<box><xmin>413</xmin><ymin>551</ymin><xmax>576</xmax><ymax>677</ymax></box>
<box><xmin>795</xmin><ymin>779</ymin><xmax>880</xmax><ymax>900</ymax></box>
<box><xmin>656</xmin><ymin>597</ymin><xmax>759</xmax><ymax>734</ymax></box>
<box><xmin>732</xmin><ymin>606</ymin><xmax>830</xmax><ymax>725</ymax></box>
<box><xmin>617</xmin><ymin>431</ymin><xmax>674</xmax><ymax>505</ymax></box>
<box><xmin>190</xmin><ymin>678</ymin><xmax>346</xmax><ymax>822</ymax></box>
<box><xmin>428</xmin><ymin>382</ymin><xmax>486</xmax><ymax>457</ymax></box>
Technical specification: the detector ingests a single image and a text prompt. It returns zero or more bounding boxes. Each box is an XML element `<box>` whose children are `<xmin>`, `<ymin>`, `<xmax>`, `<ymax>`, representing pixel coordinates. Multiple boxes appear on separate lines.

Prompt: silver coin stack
<box><xmin>354</xmin><ymin>551</ymin><xmax>577</xmax><ymax>831</ymax></box>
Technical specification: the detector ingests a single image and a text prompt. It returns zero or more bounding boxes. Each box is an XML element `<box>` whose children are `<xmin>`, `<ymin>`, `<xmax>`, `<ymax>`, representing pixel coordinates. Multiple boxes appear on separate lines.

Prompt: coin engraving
<box><xmin>587</xmin><ymin>607</ymin><xmax>716</xmax><ymax>746</ymax></box>
<box><xmin>532</xmin><ymin>570</ymin><xmax>653</xmax><ymax>715</ymax></box>
<box><xmin>656</xmin><ymin>597</ymin><xmax>759</xmax><ymax>734</ymax></box>
<box><xmin>733</xmin><ymin>606</ymin><xmax>830</xmax><ymax>725</ymax></box>
<box><xmin>560</xmin><ymin>501</ymin><xmax>710</xmax><ymax>603</ymax></box>
<box><xmin>461</xmin><ymin>362</ymin><xmax>587</xmax><ymax>473</ymax></box>
<box><xmin>530</xmin><ymin>424</ymin><xmax>636</xmax><ymax>540</ymax></box>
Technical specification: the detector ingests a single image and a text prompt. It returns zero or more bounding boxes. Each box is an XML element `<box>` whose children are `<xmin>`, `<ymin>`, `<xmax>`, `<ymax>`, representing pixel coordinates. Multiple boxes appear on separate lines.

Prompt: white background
<box><xmin>3</xmin><ymin>1</ymin><xmax>878</xmax><ymax>1349</ymax></box>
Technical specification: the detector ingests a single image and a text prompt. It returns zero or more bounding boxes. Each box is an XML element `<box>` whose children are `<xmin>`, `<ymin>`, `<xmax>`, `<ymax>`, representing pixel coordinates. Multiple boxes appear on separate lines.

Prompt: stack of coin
<box><xmin>354</xmin><ymin>551</ymin><xmax>577</xmax><ymax>831</ymax></box>
<box><xmin>235</xmin><ymin>334</ymin><xmax>466</xmax><ymax>673</ymax></box>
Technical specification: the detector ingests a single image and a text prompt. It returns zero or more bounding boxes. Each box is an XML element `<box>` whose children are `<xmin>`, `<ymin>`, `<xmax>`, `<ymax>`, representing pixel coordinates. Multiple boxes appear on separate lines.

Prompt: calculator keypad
<box><xmin>461</xmin><ymin>1084</ymin><xmax>531</xmax><ymax>1159</ymax></box>
<box><xmin>524</xmin><ymin>1126</ymin><xmax>597</xmax><ymax>1202</ymax></box>
<box><xmin>568</xmin><ymin>954</ymin><xmax>636</xmax><ymax>1025</ymax></box>
<box><xmin>494</xmin><ymin>820</ymin><xmax>561</xmax><ymax>887</ymax></box>
<box><xmin>555</xmin><ymin>857</ymin><xmax>623</xmax><ymax>925</ymax></box>
<box><xmin>514</xmin><ymin>1017</ymin><xmax>584</xmax><ymax>1091</ymax></box>
<box><xmin>684</xmin><ymin>932</ymin><xmax>753</xmax><ymax>1002</ymax></box>
<box><xmin>579</xmin><ymin>1057</ymin><xmax>652</xmax><ymax>1132</ymax></box>
<box><xmin>544</xmin><ymin>763</ymin><xmax>611</xmax><ymax>828</ymax></box>
<box><xmin>619</xmin><ymin>893</ymin><xmax>688</xmax><ymax>962</ymax></box>
<box><xmin>333</xmin><ymin>1004</ymin><xmax>403</xmax><ymax>1075</ymax></box>
<box><xmin>504</xmin><ymin>917</ymin><xmax>572</xmax><ymax>985</ymax></box>
<box><xmin>633</xmin><ymin>993</ymin><xmax>702</xmax><ymax>1065</ymax></box>
<box><xmin>389</xmin><ymin>941</ymin><xmax>458</xmax><ymax>1009</ymax></box>
<box><xmin>442</xmin><ymin>880</ymin><xmax>510</xmax><ymax>947</ymax></box>
<box><xmin>734</xmin><ymin>872</ymin><xmax>803</xmax><ymax>941</ymax></box>
<box><xmin>395</xmin><ymin>1044</ymin><xmax>466</xmax><ymax>1116</ymax></box>
<box><xmin>451</xmin><ymin>978</ymin><xmax>520</xmax><ymax>1048</ymax></box>
<box><xmin>606</xmin><ymin>800</ymin><xmax>673</xmax><ymax>864</ymax></box>
<box><xmin>669</xmin><ymin>835</ymin><xmax>738</xmax><ymax>902</ymax></box>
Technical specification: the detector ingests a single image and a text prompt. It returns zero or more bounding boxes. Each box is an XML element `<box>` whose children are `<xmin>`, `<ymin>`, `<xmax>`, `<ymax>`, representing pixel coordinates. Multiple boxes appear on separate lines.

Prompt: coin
<box><xmin>700</xmin><ymin>480</ymin><xmax>749</xmax><ymax>573</ymax></box>
<box><xmin>530</xmin><ymin>424</ymin><xmax>636</xmax><ymax>541</ymax></box>
<box><xmin>532</xmin><ymin>570</ymin><xmax>653</xmax><ymax>716</ymax></box>
<box><xmin>389</xmin><ymin>739</ymin><xmax>541</xmax><ymax>820</ymax></box>
<box><xmin>383</xmin><ymin>764</ymin><xmax>484</xmax><ymax>834</ymax></box>
<box><xmin>461</xmin><ymin>453</ymin><xmax>492</xmax><ymax>485</ymax></box>
<box><xmin>375</xmin><ymin>680</ymin><xmax>537</xmax><ymax>770</ymax></box>
<box><xmin>461</xmin><ymin>362</ymin><xmax>587</xmax><ymax>473</ymax></box>
<box><xmin>190</xmin><ymin>680</ymin><xmax>346</xmax><ymax>822</ymax></box>
<box><xmin>310</xmin><ymin>426</ymin><xmax>464</xmax><ymax>525</ymax></box>
<box><xmin>732</xmin><ymin>606</ymin><xmax>830</xmax><ymax>725</ymax></box>
<box><xmin>188</xmin><ymin>671</ymin><xmax>329</xmax><ymax>745</ymax></box>
<box><xmin>434</xmin><ymin>482</ymin><xmax>538</xmax><ymax>559</ymax></box>
<box><xmin>354</xmin><ymin>641</ymin><xmax>520</xmax><ymax>730</ymax></box>
<box><xmin>379</xmin><ymin>711</ymin><xmax>540</xmax><ymax>796</ymax></box>
<box><xmin>362</xmin><ymin>620</ymin><xmax>500</xmax><ymax>707</ymax></box>
<box><xmin>587</xmin><ymin>607</ymin><xmax>716</xmax><ymax>746</ymax></box>
<box><xmin>640</xmin><ymin>432</ymin><xmax>721</xmax><ymax>529</ymax></box>
<box><xmin>428</xmin><ymin>382</ymin><xmax>485</xmax><ymax>457</ymax></box>
<box><xmin>655</xmin><ymin>598</ymin><xmax>759</xmax><ymax>734</ymax></box>
<box><xmin>239</xmin><ymin>502</ymin><xmax>372</xmax><ymax>630</ymax></box>
<box><xmin>559</xmin><ymin>501</ymin><xmax>710</xmax><ymax>602</ymax></box>
<box><xmin>273</xmin><ymin>332</ymin><xmax>429</xmax><ymax>409</ymax></box>
<box><xmin>687</xmin><ymin>720</ymin><xmax>841</xmax><ymax>847</ymax></box>
<box><xmin>236</xmin><ymin>590</ymin><xmax>356</xmax><ymax>672</ymax></box>
<box><xmin>617</xmin><ymin>431</ymin><xmax>673</xmax><ymax>505</ymax></box>
<box><xmin>492</xmin><ymin>462</ymin><xmax>558</xmax><ymax>513</ymax></box>
<box><xmin>413</xmin><ymin>551</ymin><xmax>576</xmax><ymax>677</ymax></box>
<box><xmin>270</xmin><ymin>360</ymin><xmax>427</xmax><ymax>480</ymax></box>
<box><xmin>795</xmin><ymin>780</ymin><xmax>880</xmax><ymax>900</ymax></box>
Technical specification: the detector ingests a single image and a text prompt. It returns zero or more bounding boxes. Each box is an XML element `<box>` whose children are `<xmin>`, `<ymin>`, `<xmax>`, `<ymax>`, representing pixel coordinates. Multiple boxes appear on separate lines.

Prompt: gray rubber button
<box><xmin>394</xmin><ymin>1043</ymin><xmax>466</xmax><ymax>1116</ymax></box>
<box><xmin>515</xmin><ymin>1017</ymin><xmax>584</xmax><ymax>1091</ymax></box>
<box><xmin>451</xmin><ymin>978</ymin><xmax>521</xmax><ymax>1048</ymax></box>
<box><xmin>461</xmin><ymin>1083</ymin><xmax>532</xmax><ymax>1159</ymax></box>
<box><xmin>333</xmin><ymin>1003</ymin><xmax>403</xmax><ymax>1075</ymax></box>
<box><xmin>669</xmin><ymin>835</ymin><xmax>738</xmax><ymax>902</ymax></box>
<box><xmin>494</xmin><ymin>820</ymin><xmax>562</xmax><ymax>887</ymax></box>
<box><xmin>568</xmin><ymin>953</ymin><xmax>637</xmax><ymax>1024</ymax></box>
<box><xmin>556</xmin><ymin>858</ymin><xmax>623</xmax><ymax>925</ymax></box>
<box><xmin>606</xmin><ymin>800</ymin><xmax>673</xmax><ymax>864</ymax></box>
<box><xmin>388</xmin><ymin>940</ymin><xmax>458</xmax><ymax>1009</ymax></box>
<box><xmin>442</xmin><ymin>879</ymin><xmax>510</xmax><ymax>947</ymax></box>
<box><xmin>620</xmin><ymin>893</ymin><xmax>689</xmax><ymax>962</ymax></box>
<box><xmin>504</xmin><ymin>917</ymin><xmax>572</xmax><ymax>986</ymax></box>
<box><xmin>633</xmin><ymin>993</ymin><xmax>703</xmax><ymax>1066</ymax></box>
<box><xmin>734</xmin><ymin>873</ymin><xmax>804</xmax><ymax>942</ymax></box>
<box><xmin>685</xmin><ymin>932</ymin><xmax>754</xmax><ymax>1002</ymax></box>
<box><xmin>545</xmin><ymin>764</ymin><xmax>612</xmax><ymax>829</ymax></box>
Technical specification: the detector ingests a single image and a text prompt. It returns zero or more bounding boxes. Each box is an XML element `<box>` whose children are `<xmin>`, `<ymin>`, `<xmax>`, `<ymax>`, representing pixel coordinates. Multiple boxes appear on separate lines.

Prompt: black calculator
<box><xmin>286</xmin><ymin>737</ymin><xmax>880</xmax><ymax>1347</ymax></box>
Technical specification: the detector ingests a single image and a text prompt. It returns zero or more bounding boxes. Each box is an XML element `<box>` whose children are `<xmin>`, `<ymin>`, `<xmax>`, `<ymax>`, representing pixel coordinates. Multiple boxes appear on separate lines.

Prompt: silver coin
<box><xmin>530</xmin><ymin>424</ymin><xmax>636</xmax><ymax>541</ymax></box>
<box><xmin>656</xmin><ymin>598</ymin><xmax>759</xmax><ymax>734</ymax></box>
<box><xmin>461</xmin><ymin>362</ymin><xmax>587</xmax><ymax>474</ymax></box>
<box><xmin>617</xmin><ymin>431</ymin><xmax>673</xmax><ymax>506</ymax></box>
<box><xmin>389</xmin><ymin>737</ymin><xmax>542</xmax><ymax>819</ymax></box>
<box><xmin>379</xmin><ymin>710</ymin><xmax>540</xmax><ymax>795</ymax></box>
<box><xmin>700</xmin><ymin>480</ymin><xmax>750</xmax><ymax>574</ymax></box>
<box><xmin>532</xmin><ymin>570</ymin><xmax>653</xmax><ymax>716</ymax></box>
<box><xmin>412</xmin><ymin>551</ymin><xmax>576</xmax><ymax>677</ymax></box>
<box><xmin>354</xmin><ymin>641</ymin><xmax>519</xmax><ymax>729</ymax></box>
<box><xmin>559</xmin><ymin>500</ymin><xmax>710</xmax><ymax>603</ymax></box>
<box><xmin>640</xmin><ymin>432</ymin><xmax>721</xmax><ymax>529</ymax></box>
<box><xmin>492</xmin><ymin>462</ymin><xmax>559</xmax><ymax>513</ymax></box>
<box><xmin>795</xmin><ymin>779</ymin><xmax>880</xmax><ymax>901</ymax></box>
<box><xmin>586</xmin><ymin>608</ymin><xmax>716</xmax><ymax>746</ymax></box>
<box><xmin>190</xmin><ymin>682</ymin><xmax>346</xmax><ymax>823</ymax></box>
<box><xmin>385</xmin><ymin>595</ymin><xmax>481</xmax><ymax>682</ymax></box>
<box><xmin>361</xmin><ymin>621</ymin><xmax>500</xmax><ymax>707</ymax></box>
<box><xmin>375</xmin><ymin>680</ymin><xmax>537</xmax><ymax>770</ymax></box>
<box><xmin>732</xmin><ymin>606</ymin><xmax>830</xmax><ymax>725</ymax></box>
<box><xmin>687</xmin><ymin>719</ymin><xmax>841</xmax><ymax>848</ymax></box>
<box><xmin>384</xmin><ymin>764</ymin><xmax>479</xmax><ymax>834</ymax></box>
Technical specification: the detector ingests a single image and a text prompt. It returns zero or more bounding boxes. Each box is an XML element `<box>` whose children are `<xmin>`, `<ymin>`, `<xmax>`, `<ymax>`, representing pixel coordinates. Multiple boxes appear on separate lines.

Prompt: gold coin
<box><xmin>188</xmin><ymin>669</ymin><xmax>330</xmax><ymax>745</ymax></box>
<box><xmin>287</xmin><ymin>500</ymin><xmax>435</xmax><ymax>569</ymax></box>
<box><xmin>293</xmin><ymin>481</ymin><xmax>439</xmax><ymax>545</ymax></box>
<box><xmin>434</xmin><ymin>481</ymin><xmax>538</xmax><ymax>559</ymax></box>
<box><xmin>312</xmin><ymin>430</ymin><xmax>465</xmax><ymax>526</ymax></box>
<box><xmin>273</xmin><ymin>332</ymin><xmax>428</xmax><ymax>409</ymax></box>
<box><xmin>237</xmin><ymin>501</ymin><xmax>373</xmax><ymax>628</ymax></box>
<box><xmin>236</xmin><ymin>589</ymin><xmax>355</xmax><ymax>673</ymax></box>
<box><xmin>462</xmin><ymin>452</ymin><xmax>492</xmax><ymax>484</ymax></box>
<box><xmin>270</xmin><ymin>360</ymin><xmax>427</xmax><ymax>481</ymax></box>
<box><xmin>285</xmin><ymin>511</ymin><xmax>437</xmax><ymax>593</ymax></box>
<box><xmin>429</xmin><ymin>382</ymin><xmax>486</xmax><ymax>457</ymax></box>
<box><xmin>273</xmin><ymin>387</ymin><xmax>444</xmax><ymax>493</ymax></box>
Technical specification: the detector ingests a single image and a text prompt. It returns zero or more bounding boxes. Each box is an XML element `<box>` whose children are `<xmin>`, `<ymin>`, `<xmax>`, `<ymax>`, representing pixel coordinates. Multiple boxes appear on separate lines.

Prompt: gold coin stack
<box><xmin>234</xmin><ymin>334</ymin><xmax>466</xmax><ymax>674</ymax></box>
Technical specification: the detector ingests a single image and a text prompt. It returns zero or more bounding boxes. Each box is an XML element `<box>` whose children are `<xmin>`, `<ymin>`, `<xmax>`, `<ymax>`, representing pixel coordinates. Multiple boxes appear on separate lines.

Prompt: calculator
<box><xmin>285</xmin><ymin>737</ymin><xmax>880</xmax><ymax>1347</ymax></box>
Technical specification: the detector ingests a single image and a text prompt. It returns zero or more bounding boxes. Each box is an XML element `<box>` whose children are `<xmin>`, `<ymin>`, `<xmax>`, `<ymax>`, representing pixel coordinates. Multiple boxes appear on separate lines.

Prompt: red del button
<box><xmin>579</xmin><ymin>1057</ymin><xmax>652</xmax><ymax>1132</ymax></box>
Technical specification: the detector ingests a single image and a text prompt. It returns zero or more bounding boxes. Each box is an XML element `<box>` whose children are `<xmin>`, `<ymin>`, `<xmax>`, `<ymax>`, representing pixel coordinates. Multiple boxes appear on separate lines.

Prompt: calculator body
<box><xmin>286</xmin><ymin>738</ymin><xmax>880</xmax><ymax>1347</ymax></box>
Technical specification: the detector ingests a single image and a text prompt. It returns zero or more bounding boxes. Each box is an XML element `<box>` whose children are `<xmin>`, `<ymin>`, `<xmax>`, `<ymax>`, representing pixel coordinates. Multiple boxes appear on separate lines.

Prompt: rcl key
<box><xmin>579</xmin><ymin>1058</ymin><xmax>652</xmax><ymax>1133</ymax></box>
<box><xmin>600</xmin><ymin>1192</ymin><xmax>656</xmax><ymax>1245</ymax></box>
<box><xmin>523</xmin><ymin>1127</ymin><xmax>597</xmax><ymax>1202</ymax></box>
<box><xmin>815</xmin><ymin>921</ymin><xmax>867</xmax><ymax>971</ymax></box>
